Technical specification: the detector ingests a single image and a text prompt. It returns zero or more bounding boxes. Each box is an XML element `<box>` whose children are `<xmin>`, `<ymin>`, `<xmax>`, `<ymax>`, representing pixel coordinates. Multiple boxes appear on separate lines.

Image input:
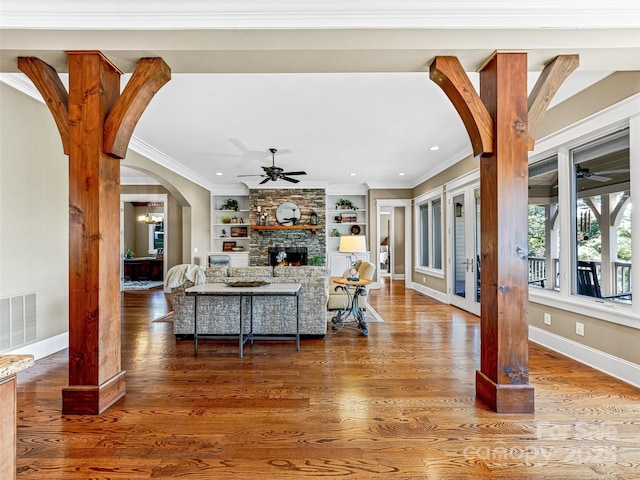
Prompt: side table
<box><xmin>331</xmin><ymin>277</ymin><xmax>372</xmax><ymax>336</ymax></box>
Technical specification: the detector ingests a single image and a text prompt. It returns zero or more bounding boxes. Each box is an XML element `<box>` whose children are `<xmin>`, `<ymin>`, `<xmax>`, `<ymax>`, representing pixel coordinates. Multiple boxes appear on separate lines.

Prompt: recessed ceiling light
<box><xmin>215</xmin><ymin>172</ymin><xmax>223</xmax><ymax>176</ymax></box>
<box><xmin>398</xmin><ymin>172</ymin><xmax>406</xmax><ymax>176</ymax></box>
<box><xmin>350</xmin><ymin>172</ymin><xmax>357</xmax><ymax>176</ymax></box>
<box><xmin>430</xmin><ymin>145</ymin><xmax>440</xmax><ymax>151</ymax></box>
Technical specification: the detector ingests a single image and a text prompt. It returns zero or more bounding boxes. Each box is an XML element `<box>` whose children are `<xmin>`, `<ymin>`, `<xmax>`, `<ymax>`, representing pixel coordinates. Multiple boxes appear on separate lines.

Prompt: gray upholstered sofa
<box><xmin>168</xmin><ymin>265</ymin><xmax>330</xmax><ymax>338</ymax></box>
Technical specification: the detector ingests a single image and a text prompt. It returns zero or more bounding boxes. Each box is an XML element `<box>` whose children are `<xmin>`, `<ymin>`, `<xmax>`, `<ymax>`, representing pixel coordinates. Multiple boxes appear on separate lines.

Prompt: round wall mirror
<box><xmin>276</xmin><ymin>202</ymin><xmax>301</xmax><ymax>225</ymax></box>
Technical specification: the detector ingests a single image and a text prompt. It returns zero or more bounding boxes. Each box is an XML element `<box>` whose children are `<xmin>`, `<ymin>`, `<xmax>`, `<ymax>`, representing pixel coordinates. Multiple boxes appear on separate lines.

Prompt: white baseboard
<box><xmin>7</xmin><ymin>332</ymin><xmax>68</xmax><ymax>361</ymax></box>
<box><xmin>411</xmin><ymin>282</ymin><xmax>449</xmax><ymax>304</ymax></box>
<box><xmin>529</xmin><ymin>326</ymin><xmax>640</xmax><ymax>388</ymax></box>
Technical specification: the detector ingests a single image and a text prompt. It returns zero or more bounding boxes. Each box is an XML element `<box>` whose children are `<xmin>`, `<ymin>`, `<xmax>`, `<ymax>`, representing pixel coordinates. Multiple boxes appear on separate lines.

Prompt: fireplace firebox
<box><xmin>268</xmin><ymin>246</ymin><xmax>308</xmax><ymax>266</ymax></box>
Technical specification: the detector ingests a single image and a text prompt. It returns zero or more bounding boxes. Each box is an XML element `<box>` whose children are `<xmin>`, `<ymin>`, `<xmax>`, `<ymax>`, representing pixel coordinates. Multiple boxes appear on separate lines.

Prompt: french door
<box><xmin>447</xmin><ymin>183</ymin><xmax>481</xmax><ymax>315</ymax></box>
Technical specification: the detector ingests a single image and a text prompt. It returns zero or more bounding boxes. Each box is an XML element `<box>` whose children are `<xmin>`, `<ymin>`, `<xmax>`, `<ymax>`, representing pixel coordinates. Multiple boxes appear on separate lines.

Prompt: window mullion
<box><xmin>557</xmin><ymin>145</ymin><xmax>573</xmax><ymax>298</ymax></box>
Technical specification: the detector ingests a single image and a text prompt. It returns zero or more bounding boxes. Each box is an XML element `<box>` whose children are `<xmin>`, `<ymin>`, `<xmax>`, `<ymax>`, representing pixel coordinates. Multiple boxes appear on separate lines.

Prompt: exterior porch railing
<box><xmin>528</xmin><ymin>258</ymin><xmax>632</xmax><ymax>297</ymax></box>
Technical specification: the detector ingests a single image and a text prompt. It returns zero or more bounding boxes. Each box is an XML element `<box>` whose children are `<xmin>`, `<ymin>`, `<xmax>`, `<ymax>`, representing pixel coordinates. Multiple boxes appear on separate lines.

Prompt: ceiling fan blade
<box><xmin>588</xmin><ymin>175</ymin><xmax>612</xmax><ymax>182</ymax></box>
<box><xmin>228</xmin><ymin>138</ymin><xmax>250</xmax><ymax>153</ymax></box>
<box><xmin>594</xmin><ymin>169</ymin><xmax>630</xmax><ymax>175</ymax></box>
<box><xmin>276</xmin><ymin>149</ymin><xmax>292</xmax><ymax>155</ymax></box>
<box><xmin>282</xmin><ymin>171</ymin><xmax>307</xmax><ymax>176</ymax></box>
<box><xmin>281</xmin><ymin>176</ymin><xmax>301</xmax><ymax>183</ymax></box>
<box><xmin>259</xmin><ymin>177</ymin><xmax>271</xmax><ymax>184</ymax></box>
<box><xmin>230</xmin><ymin>139</ymin><xmax>271</xmax><ymax>160</ymax></box>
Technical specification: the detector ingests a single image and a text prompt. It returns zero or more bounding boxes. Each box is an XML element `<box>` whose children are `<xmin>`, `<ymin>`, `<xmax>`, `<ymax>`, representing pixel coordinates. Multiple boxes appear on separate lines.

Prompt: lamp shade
<box><xmin>338</xmin><ymin>235</ymin><xmax>366</xmax><ymax>253</ymax></box>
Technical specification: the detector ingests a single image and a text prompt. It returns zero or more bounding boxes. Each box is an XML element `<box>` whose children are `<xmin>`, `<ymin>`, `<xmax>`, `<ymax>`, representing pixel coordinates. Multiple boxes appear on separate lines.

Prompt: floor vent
<box><xmin>0</xmin><ymin>293</ymin><xmax>36</xmax><ymax>352</ymax></box>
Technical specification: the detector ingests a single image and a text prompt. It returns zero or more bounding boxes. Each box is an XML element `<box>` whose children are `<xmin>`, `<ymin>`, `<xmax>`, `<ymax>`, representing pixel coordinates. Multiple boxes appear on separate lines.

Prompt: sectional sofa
<box><xmin>167</xmin><ymin>265</ymin><xmax>330</xmax><ymax>338</ymax></box>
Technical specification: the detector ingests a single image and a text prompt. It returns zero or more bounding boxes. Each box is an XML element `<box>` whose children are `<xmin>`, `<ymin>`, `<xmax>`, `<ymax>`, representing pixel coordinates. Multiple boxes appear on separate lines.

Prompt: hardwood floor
<box><xmin>15</xmin><ymin>280</ymin><xmax>640</xmax><ymax>479</ymax></box>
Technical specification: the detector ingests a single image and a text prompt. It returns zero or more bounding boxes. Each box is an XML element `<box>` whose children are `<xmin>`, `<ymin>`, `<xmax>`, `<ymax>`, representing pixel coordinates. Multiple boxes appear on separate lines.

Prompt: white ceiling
<box><xmin>1</xmin><ymin>1</ymin><xmax>638</xmax><ymax>190</ymax></box>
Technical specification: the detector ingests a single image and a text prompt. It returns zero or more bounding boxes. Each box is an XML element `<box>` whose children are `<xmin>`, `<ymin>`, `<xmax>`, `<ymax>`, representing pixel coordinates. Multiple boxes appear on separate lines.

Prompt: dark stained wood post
<box><xmin>431</xmin><ymin>53</ymin><xmax>576</xmax><ymax>413</ymax></box>
<box><xmin>19</xmin><ymin>51</ymin><xmax>170</xmax><ymax>414</ymax></box>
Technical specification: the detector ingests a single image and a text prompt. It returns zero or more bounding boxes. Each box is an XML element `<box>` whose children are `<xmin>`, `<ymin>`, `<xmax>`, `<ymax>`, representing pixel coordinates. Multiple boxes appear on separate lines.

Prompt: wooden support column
<box><xmin>476</xmin><ymin>52</ymin><xmax>534</xmax><ymax>413</ymax></box>
<box><xmin>431</xmin><ymin>53</ymin><xmax>576</xmax><ymax>413</ymax></box>
<box><xmin>19</xmin><ymin>52</ymin><xmax>170</xmax><ymax>415</ymax></box>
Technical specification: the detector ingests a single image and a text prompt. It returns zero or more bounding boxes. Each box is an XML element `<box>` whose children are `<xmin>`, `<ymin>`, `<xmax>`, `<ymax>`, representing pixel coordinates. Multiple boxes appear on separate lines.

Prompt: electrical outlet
<box><xmin>423</xmin><ymin>276</ymin><xmax>426</xmax><ymax>283</ymax></box>
<box><xmin>576</xmin><ymin>322</ymin><xmax>585</xmax><ymax>336</ymax></box>
<box><xmin>543</xmin><ymin>313</ymin><xmax>551</xmax><ymax>326</ymax></box>
<box><xmin>194</xmin><ymin>247</ymin><xmax>198</xmax><ymax>253</ymax></box>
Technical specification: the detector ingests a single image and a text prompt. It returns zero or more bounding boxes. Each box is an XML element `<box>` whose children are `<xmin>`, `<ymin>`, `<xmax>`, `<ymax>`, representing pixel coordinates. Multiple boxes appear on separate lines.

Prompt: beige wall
<box><xmin>413</xmin><ymin>154</ymin><xmax>478</xmax><ymax>198</ymax></box>
<box><xmin>367</xmin><ymin>188</ymin><xmax>412</xmax><ymax>275</ymax></box>
<box><xmin>121</xmin><ymin>151</ymin><xmax>210</xmax><ymax>267</ymax></box>
<box><xmin>0</xmin><ymin>83</ymin><xmax>69</xmax><ymax>347</ymax></box>
<box><xmin>537</xmin><ymin>71</ymin><xmax>640</xmax><ymax>140</ymax></box>
<box><xmin>0</xmin><ymin>82</ymin><xmax>211</xmax><ymax>356</ymax></box>
<box><xmin>529</xmin><ymin>304</ymin><xmax>640</xmax><ymax>365</ymax></box>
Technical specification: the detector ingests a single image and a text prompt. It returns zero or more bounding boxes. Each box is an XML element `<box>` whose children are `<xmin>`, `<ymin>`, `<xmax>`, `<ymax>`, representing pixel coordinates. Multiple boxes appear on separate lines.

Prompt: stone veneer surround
<box><xmin>249</xmin><ymin>188</ymin><xmax>326</xmax><ymax>266</ymax></box>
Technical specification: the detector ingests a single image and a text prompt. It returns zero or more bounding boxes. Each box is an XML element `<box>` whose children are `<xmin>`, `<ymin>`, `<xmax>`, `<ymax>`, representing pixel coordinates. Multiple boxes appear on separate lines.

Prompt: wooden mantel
<box><xmin>251</xmin><ymin>225</ymin><xmax>323</xmax><ymax>236</ymax></box>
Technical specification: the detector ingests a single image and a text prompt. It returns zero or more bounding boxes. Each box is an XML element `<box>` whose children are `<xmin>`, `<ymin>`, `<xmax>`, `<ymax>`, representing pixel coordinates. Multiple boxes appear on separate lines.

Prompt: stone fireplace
<box><xmin>249</xmin><ymin>188</ymin><xmax>326</xmax><ymax>266</ymax></box>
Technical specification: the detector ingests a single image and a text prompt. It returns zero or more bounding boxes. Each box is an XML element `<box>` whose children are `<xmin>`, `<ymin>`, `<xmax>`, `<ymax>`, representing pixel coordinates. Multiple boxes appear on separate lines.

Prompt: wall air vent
<box><xmin>0</xmin><ymin>292</ymin><xmax>36</xmax><ymax>352</ymax></box>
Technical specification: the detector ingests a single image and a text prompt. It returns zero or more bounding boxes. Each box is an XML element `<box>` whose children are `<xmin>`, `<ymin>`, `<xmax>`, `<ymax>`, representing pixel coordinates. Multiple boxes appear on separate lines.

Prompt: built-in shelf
<box><xmin>251</xmin><ymin>225</ymin><xmax>323</xmax><ymax>236</ymax></box>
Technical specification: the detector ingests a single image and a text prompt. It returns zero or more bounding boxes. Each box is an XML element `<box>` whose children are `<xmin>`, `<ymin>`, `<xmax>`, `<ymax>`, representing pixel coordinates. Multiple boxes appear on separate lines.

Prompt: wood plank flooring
<box><xmin>14</xmin><ymin>280</ymin><xmax>640</xmax><ymax>479</ymax></box>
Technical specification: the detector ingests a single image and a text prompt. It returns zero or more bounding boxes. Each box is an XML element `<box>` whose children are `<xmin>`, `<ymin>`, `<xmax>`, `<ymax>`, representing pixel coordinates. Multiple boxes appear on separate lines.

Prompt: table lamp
<box><xmin>338</xmin><ymin>235</ymin><xmax>367</xmax><ymax>280</ymax></box>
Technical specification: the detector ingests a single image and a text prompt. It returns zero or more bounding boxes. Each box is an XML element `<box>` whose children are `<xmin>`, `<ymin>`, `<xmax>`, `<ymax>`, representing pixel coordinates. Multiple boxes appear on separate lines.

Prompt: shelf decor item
<box><xmin>221</xmin><ymin>198</ymin><xmax>239</xmax><ymax>211</ymax></box>
<box><xmin>335</xmin><ymin>198</ymin><xmax>358</xmax><ymax>210</ymax></box>
<box><xmin>222</xmin><ymin>241</ymin><xmax>236</xmax><ymax>252</ymax></box>
<box><xmin>341</xmin><ymin>213</ymin><xmax>357</xmax><ymax>223</ymax></box>
<box><xmin>230</xmin><ymin>226</ymin><xmax>248</xmax><ymax>238</ymax></box>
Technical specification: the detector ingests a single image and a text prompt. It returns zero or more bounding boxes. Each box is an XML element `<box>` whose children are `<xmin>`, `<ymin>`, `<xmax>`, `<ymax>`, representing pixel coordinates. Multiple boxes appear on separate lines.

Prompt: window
<box><xmin>420</xmin><ymin>203</ymin><xmax>429</xmax><ymax>266</ymax></box>
<box><xmin>529</xmin><ymin>126</ymin><xmax>633</xmax><ymax>309</ymax></box>
<box><xmin>148</xmin><ymin>217</ymin><xmax>164</xmax><ymax>254</ymax></box>
<box><xmin>415</xmin><ymin>189</ymin><xmax>444</xmax><ymax>274</ymax></box>
<box><xmin>528</xmin><ymin>155</ymin><xmax>560</xmax><ymax>290</ymax></box>
<box><xmin>432</xmin><ymin>199</ymin><xmax>442</xmax><ymax>269</ymax></box>
<box><xmin>571</xmin><ymin>129</ymin><xmax>631</xmax><ymax>303</ymax></box>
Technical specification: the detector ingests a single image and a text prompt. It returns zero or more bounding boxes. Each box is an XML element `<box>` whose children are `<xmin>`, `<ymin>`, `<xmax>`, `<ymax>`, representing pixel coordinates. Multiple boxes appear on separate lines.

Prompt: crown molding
<box><xmin>126</xmin><ymin>137</ymin><xmax>213</xmax><ymax>191</ymax></box>
<box><xmin>1</xmin><ymin>2</ymin><xmax>638</xmax><ymax>29</ymax></box>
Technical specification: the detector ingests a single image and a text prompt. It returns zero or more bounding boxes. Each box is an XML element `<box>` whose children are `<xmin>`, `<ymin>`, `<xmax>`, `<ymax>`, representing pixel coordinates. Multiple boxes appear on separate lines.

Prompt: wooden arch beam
<box><xmin>527</xmin><ymin>55</ymin><xmax>579</xmax><ymax>149</ymax></box>
<box><xmin>430</xmin><ymin>56</ymin><xmax>493</xmax><ymax>156</ymax></box>
<box><xmin>104</xmin><ymin>57</ymin><xmax>171</xmax><ymax>159</ymax></box>
<box><xmin>17</xmin><ymin>57</ymin><xmax>70</xmax><ymax>154</ymax></box>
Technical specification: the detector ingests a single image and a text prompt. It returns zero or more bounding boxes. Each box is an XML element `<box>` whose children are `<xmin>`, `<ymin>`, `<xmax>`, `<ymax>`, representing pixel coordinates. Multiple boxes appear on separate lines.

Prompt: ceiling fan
<box><xmin>575</xmin><ymin>164</ymin><xmax>629</xmax><ymax>183</ymax></box>
<box><xmin>238</xmin><ymin>148</ymin><xmax>306</xmax><ymax>184</ymax></box>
